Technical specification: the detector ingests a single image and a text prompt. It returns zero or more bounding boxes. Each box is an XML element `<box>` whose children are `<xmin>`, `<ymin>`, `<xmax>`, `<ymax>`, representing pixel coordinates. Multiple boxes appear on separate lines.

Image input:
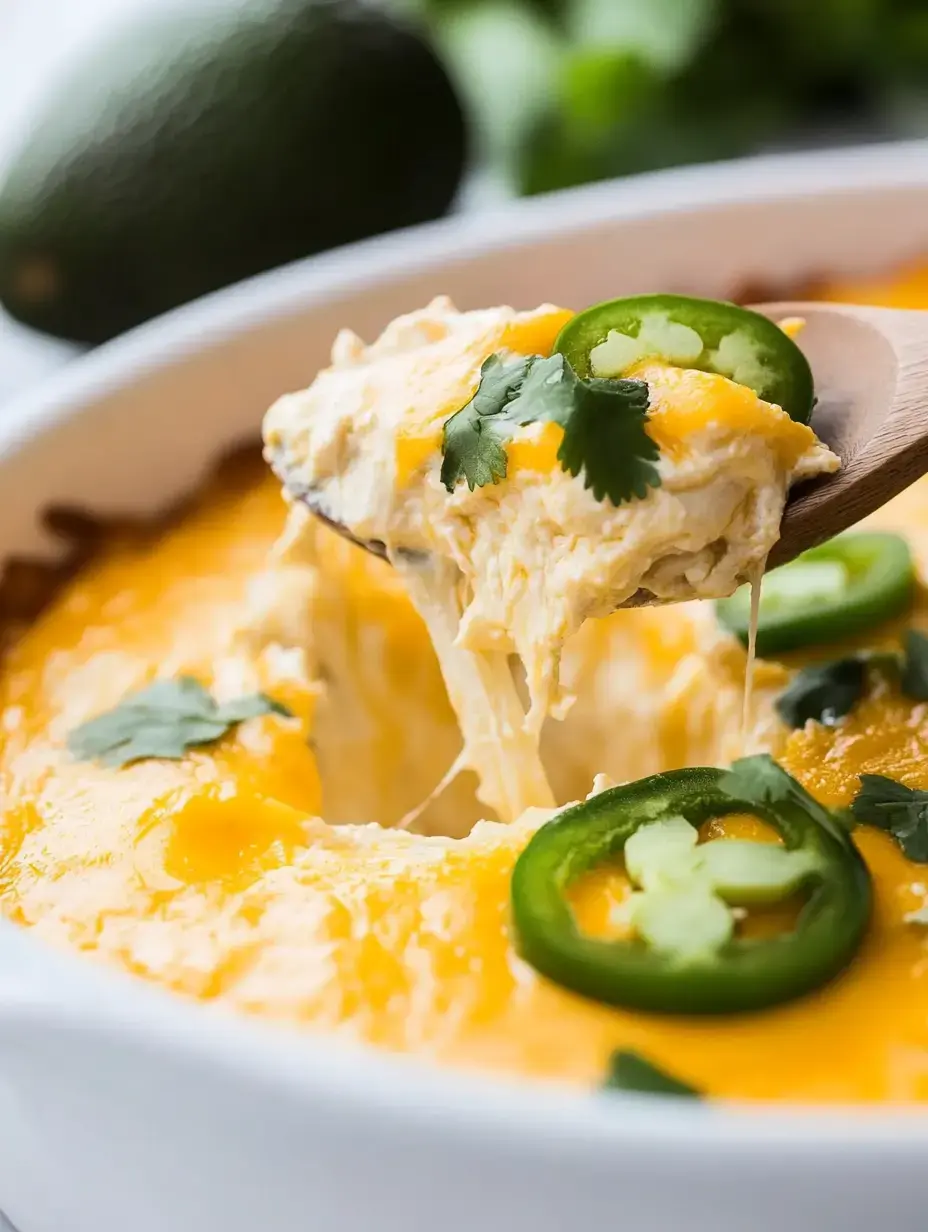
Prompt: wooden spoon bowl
<box><xmin>756</xmin><ymin>302</ymin><xmax>928</xmax><ymax>569</ymax></box>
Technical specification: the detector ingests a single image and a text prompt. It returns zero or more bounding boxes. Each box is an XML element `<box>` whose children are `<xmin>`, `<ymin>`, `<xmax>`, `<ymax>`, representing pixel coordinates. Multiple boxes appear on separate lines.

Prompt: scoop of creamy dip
<box><xmin>264</xmin><ymin>297</ymin><xmax>837</xmax><ymax>822</ymax></box>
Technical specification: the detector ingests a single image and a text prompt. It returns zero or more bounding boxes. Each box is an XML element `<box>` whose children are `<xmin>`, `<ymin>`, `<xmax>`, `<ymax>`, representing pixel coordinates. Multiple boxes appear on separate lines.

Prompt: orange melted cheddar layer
<box><xmin>506</xmin><ymin>360</ymin><xmax>817</xmax><ymax>475</ymax></box>
<box><xmin>3</xmin><ymin>268</ymin><xmax>928</xmax><ymax>1100</ymax></box>
<box><xmin>392</xmin><ymin>305</ymin><xmax>574</xmax><ymax>487</ymax></box>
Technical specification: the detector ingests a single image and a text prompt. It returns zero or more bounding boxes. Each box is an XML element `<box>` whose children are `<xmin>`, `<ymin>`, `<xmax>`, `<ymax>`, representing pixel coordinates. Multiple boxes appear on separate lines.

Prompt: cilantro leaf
<box><xmin>851</xmin><ymin>774</ymin><xmax>928</xmax><ymax>862</ymax></box>
<box><xmin>441</xmin><ymin>410</ymin><xmax>511</xmax><ymax>491</ymax></box>
<box><xmin>774</xmin><ymin>657</ymin><xmax>867</xmax><ymax>729</ymax></box>
<box><xmin>215</xmin><ymin>694</ymin><xmax>292</xmax><ymax>723</ymax></box>
<box><xmin>603</xmin><ymin>1050</ymin><xmax>700</xmax><ymax>1098</ymax></box>
<box><xmin>440</xmin><ymin>350</ymin><xmax>658</xmax><ymax>506</ymax></box>
<box><xmin>722</xmin><ymin>754</ymin><xmax>806</xmax><ymax>809</ymax></box>
<box><xmin>468</xmin><ymin>353</ymin><xmax>534</xmax><ymax>417</ymax></box>
<box><xmin>68</xmin><ymin>676</ymin><xmax>292</xmax><ymax>768</ymax></box>
<box><xmin>901</xmin><ymin>629</ymin><xmax>928</xmax><ymax>702</ymax></box>
<box><xmin>440</xmin><ymin>354</ymin><xmax>534</xmax><ymax>492</ymax></box>
<box><xmin>721</xmin><ymin>753</ymin><xmax>845</xmax><ymax>841</ymax></box>
<box><xmin>557</xmin><ymin>376</ymin><xmax>659</xmax><ymax>504</ymax></box>
<box><xmin>508</xmin><ymin>351</ymin><xmax>578</xmax><ymax>423</ymax></box>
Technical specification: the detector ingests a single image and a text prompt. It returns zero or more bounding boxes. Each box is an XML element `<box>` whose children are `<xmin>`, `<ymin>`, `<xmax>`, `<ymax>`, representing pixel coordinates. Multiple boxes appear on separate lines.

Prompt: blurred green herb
<box><xmin>604</xmin><ymin>1049</ymin><xmax>701</xmax><ymax>1097</ymax></box>
<box><xmin>775</xmin><ymin>657</ymin><xmax>869</xmax><ymax>729</ymax></box>
<box><xmin>851</xmin><ymin>774</ymin><xmax>928</xmax><ymax>862</ymax></box>
<box><xmin>901</xmin><ymin>629</ymin><xmax>928</xmax><ymax>701</ymax></box>
<box><xmin>68</xmin><ymin>677</ymin><xmax>291</xmax><ymax>768</ymax></box>
<box><xmin>404</xmin><ymin>0</ymin><xmax>928</xmax><ymax>195</ymax></box>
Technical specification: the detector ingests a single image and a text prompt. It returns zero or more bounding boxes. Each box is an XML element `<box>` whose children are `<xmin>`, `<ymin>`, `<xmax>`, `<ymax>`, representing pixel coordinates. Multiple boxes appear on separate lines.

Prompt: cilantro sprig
<box><xmin>722</xmin><ymin>753</ymin><xmax>849</xmax><ymax>842</ymax></box>
<box><xmin>440</xmin><ymin>354</ymin><xmax>533</xmax><ymax>491</ymax></box>
<box><xmin>851</xmin><ymin>775</ymin><xmax>928</xmax><ymax>863</ymax></box>
<box><xmin>440</xmin><ymin>352</ymin><xmax>658</xmax><ymax>507</ymax></box>
<box><xmin>603</xmin><ymin>1050</ymin><xmax>701</xmax><ymax>1098</ymax></box>
<box><xmin>774</xmin><ymin>631</ymin><xmax>928</xmax><ymax>731</ymax></box>
<box><xmin>67</xmin><ymin>676</ymin><xmax>292</xmax><ymax>768</ymax></box>
<box><xmin>774</xmin><ymin>658</ymin><xmax>868</xmax><ymax>729</ymax></box>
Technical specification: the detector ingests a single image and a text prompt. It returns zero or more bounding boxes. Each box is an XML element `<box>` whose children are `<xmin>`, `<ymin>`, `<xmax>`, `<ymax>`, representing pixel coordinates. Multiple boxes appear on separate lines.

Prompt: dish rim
<box><xmin>3</xmin><ymin>140</ymin><xmax>928</xmax><ymax>1150</ymax></box>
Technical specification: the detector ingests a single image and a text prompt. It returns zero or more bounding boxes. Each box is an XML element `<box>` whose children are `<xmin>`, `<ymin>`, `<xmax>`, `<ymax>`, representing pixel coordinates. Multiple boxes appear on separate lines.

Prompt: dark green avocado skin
<box><xmin>0</xmin><ymin>0</ymin><xmax>467</xmax><ymax>344</ymax></box>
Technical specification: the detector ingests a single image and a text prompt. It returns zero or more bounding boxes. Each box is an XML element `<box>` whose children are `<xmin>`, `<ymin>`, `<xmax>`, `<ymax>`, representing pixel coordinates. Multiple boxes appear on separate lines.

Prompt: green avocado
<box><xmin>0</xmin><ymin>0</ymin><xmax>467</xmax><ymax>344</ymax></box>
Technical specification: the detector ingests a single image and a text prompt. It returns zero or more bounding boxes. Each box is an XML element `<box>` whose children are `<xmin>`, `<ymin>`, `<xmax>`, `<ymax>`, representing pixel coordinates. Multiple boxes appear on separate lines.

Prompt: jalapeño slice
<box><xmin>555</xmin><ymin>293</ymin><xmax>814</xmax><ymax>423</ymax></box>
<box><xmin>511</xmin><ymin>758</ymin><xmax>871</xmax><ymax>1016</ymax></box>
<box><xmin>716</xmin><ymin>532</ymin><xmax>914</xmax><ymax>657</ymax></box>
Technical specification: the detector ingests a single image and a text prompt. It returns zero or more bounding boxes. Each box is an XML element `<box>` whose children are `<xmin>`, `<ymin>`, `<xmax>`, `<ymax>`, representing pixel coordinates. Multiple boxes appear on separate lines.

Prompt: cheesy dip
<box><xmin>1</xmin><ymin>271</ymin><xmax>927</xmax><ymax>1102</ymax></box>
<box><xmin>265</xmin><ymin>295</ymin><xmax>833</xmax><ymax>823</ymax></box>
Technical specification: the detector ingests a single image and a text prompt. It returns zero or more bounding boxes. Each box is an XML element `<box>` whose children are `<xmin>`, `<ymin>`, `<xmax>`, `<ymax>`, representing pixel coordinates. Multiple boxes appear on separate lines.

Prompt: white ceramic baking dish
<box><xmin>1</xmin><ymin>143</ymin><xmax>928</xmax><ymax>1232</ymax></box>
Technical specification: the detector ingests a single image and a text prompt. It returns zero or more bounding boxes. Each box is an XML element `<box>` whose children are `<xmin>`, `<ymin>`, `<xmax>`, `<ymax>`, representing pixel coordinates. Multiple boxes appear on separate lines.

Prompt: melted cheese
<box><xmin>3</xmin><ymin>268</ymin><xmax>928</xmax><ymax>1101</ymax></box>
<box><xmin>265</xmin><ymin>299</ymin><xmax>834</xmax><ymax>821</ymax></box>
<box><xmin>266</xmin><ymin>300</ymin><xmax>576</xmax><ymax>820</ymax></box>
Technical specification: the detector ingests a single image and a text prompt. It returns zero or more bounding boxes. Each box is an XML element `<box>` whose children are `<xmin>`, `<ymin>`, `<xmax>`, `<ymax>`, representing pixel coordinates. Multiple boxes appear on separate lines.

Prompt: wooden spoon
<box><xmin>756</xmin><ymin>301</ymin><xmax>928</xmax><ymax>570</ymax></box>
<box><xmin>280</xmin><ymin>301</ymin><xmax>928</xmax><ymax>588</ymax></box>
